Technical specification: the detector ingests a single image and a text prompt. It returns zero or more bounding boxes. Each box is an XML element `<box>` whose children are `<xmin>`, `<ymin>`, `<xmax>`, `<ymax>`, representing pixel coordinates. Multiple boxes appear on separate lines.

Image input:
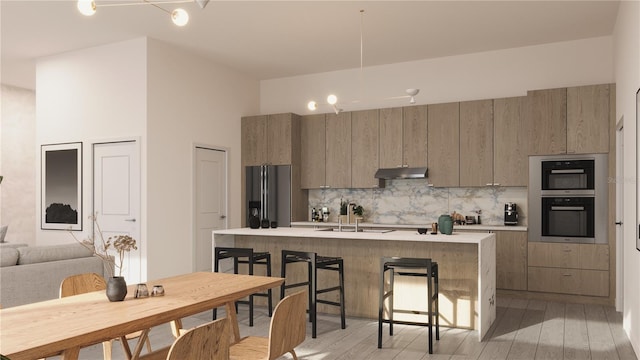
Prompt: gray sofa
<box><xmin>0</xmin><ymin>243</ymin><xmax>108</xmax><ymax>308</ymax></box>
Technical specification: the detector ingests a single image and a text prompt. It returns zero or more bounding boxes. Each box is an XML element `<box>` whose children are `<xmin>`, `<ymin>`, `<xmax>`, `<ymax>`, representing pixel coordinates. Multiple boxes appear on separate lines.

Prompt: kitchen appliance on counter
<box><xmin>246</xmin><ymin>165</ymin><xmax>292</xmax><ymax>228</ymax></box>
<box><xmin>529</xmin><ymin>154</ymin><xmax>607</xmax><ymax>244</ymax></box>
<box><xmin>504</xmin><ymin>203</ymin><xmax>519</xmax><ymax>226</ymax></box>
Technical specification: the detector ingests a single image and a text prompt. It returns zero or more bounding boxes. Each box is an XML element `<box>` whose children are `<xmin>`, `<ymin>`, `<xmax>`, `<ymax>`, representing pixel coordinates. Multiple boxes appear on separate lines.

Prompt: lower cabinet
<box><xmin>457</xmin><ymin>229</ymin><xmax>527</xmax><ymax>291</ymax></box>
<box><xmin>527</xmin><ymin>242</ymin><xmax>609</xmax><ymax>297</ymax></box>
<box><xmin>495</xmin><ymin>231</ymin><xmax>527</xmax><ymax>291</ymax></box>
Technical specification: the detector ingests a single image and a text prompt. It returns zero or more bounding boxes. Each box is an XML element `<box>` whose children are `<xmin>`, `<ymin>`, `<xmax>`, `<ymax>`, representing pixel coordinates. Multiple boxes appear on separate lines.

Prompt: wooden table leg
<box><xmin>130</xmin><ymin>329</ymin><xmax>151</xmax><ymax>359</ymax></box>
<box><xmin>225</xmin><ymin>301</ymin><xmax>241</xmax><ymax>343</ymax></box>
<box><xmin>60</xmin><ymin>346</ymin><xmax>80</xmax><ymax>360</ymax></box>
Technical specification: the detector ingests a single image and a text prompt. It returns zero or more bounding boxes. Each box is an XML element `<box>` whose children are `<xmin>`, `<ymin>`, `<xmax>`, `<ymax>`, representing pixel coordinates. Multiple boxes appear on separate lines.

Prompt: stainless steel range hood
<box><xmin>374</xmin><ymin>167</ymin><xmax>428</xmax><ymax>180</ymax></box>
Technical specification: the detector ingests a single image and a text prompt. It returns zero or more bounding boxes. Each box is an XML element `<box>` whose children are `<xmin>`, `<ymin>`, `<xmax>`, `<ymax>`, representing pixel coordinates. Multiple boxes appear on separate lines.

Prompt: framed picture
<box><xmin>41</xmin><ymin>142</ymin><xmax>82</xmax><ymax>230</ymax></box>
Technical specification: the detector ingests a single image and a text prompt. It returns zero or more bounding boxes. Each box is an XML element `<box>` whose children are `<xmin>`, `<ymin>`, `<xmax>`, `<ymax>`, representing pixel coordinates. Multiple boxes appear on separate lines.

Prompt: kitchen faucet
<box><xmin>347</xmin><ymin>202</ymin><xmax>356</xmax><ymax>224</ymax></box>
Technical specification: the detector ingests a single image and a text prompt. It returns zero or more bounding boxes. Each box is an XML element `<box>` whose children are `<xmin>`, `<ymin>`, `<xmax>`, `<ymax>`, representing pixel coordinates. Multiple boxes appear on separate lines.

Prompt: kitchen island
<box><xmin>213</xmin><ymin>227</ymin><xmax>496</xmax><ymax>340</ymax></box>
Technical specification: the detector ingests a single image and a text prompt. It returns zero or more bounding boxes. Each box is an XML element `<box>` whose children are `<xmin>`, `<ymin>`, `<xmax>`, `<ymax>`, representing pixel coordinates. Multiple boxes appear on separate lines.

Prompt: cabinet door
<box><xmin>493</xmin><ymin>97</ymin><xmax>528</xmax><ymax>186</ymax></box>
<box><xmin>325</xmin><ymin>112</ymin><xmax>352</xmax><ymax>188</ymax></box>
<box><xmin>351</xmin><ymin>110</ymin><xmax>380</xmax><ymax>188</ymax></box>
<box><xmin>300</xmin><ymin>114</ymin><xmax>326</xmax><ymax>189</ymax></box>
<box><xmin>241</xmin><ymin>115</ymin><xmax>267</xmax><ymax>166</ymax></box>
<box><xmin>525</xmin><ymin>88</ymin><xmax>567</xmax><ymax>155</ymax></box>
<box><xmin>379</xmin><ymin>107</ymin><xmax>403</xmax><ymax>168</ymax></box>
<box><xmin>403</xmin><ymin>105</ymin><xmax>428</xmax><ymax>167</ymax></box>
<box><xmin>460</xmin><ymin>100</ymin><xmax>493</xmax><ymax>187</ymax></box>
<box><xmin>495</xmin><ymin>231</ymin><xmax>527</xmax><ymax>290</ymax></box>
<box><xmin>567</xmin><ymin>84</ymin><xmax>610</xmax><ymax>154</ymax></box>
<box><xmin>578</xmin><ymin>244</ymin><xmax>609</xmax><ymax>271</ymax></box>
<box><xmin>267</xmin><ymin>113</ymin><xmax>292</xmax><ymax>165</ymax></box>
<box><xmin>427</xmin><ymin>102</ymin><xmax>459</xmax><ymax>187</ymax></box>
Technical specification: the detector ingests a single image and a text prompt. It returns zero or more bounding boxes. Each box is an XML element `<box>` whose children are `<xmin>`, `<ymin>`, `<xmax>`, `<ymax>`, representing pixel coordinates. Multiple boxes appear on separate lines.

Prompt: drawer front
<box><xmin>528</xmin><ymin>267</ymin><xmax>609</xmax><ymax>297</ymax></box>
<box><xmin>528</xmin><ymin>267</ymin><xmax>581</xmax><ymax>295</ymax></box>
<box><xmin>528</xmin><ymin>242</ymin><xmax>579</xmax><ymax>268</ymax></box>
<box><xmin>579</xmin><ymin>244</ymin><xmax>609</xmax><ymax>271</ymax></box>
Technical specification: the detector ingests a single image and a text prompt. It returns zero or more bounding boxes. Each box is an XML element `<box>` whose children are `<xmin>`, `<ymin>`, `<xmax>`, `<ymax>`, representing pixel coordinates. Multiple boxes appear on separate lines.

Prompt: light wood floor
<box><xmin>58</xmin><ymin>296</ymin><xmax>637</xmax><ymax>360</ymax></box>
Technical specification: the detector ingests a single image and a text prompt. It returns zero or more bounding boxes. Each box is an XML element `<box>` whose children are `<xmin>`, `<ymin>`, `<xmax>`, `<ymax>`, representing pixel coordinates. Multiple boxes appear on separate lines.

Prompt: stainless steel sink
<box><xmin>313</xmin><ymin>227</ymin><xmax>394</xmax><ymax>233</ymax></box>
<box><xmin>361</xmin><ymin>229</ymin><xmax>395</xmax><ymax>233</ymax></box>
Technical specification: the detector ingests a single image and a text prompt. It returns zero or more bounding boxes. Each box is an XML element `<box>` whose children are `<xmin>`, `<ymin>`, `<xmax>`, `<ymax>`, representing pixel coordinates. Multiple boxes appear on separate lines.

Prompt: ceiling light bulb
<box><xmin>327</xmin><ymin>94</ymin><xmax>338</xmax><ymax>105</ymax></box>
<box><xmin>77</xmin><ymin>0</ymin><xmax>96</xmax><ymax>16</ymax></box>
<box><xmin>171</xmin><ymin>8</ymin><xmax>189</xmax><ymax>26</ymax></box>
<box><xmin>307</xmin><ymin>101</ymin><xmax>318</xmax><ymax>111</ymax></box>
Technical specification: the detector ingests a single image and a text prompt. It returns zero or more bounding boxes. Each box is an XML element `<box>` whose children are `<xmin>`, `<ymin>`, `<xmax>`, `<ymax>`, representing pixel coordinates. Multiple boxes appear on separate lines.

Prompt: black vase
<box><xmin>106</xmin><ymin>276</ymin><xmax>128</xmax><ymax>302</ymax></box>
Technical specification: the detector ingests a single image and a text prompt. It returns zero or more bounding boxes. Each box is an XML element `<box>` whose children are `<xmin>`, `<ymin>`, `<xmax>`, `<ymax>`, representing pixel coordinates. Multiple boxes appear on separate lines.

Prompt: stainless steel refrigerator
<box><xmin>246</xmin><ymin>165</ymin><xmax>291</xmax><ymax>228</ymax></box>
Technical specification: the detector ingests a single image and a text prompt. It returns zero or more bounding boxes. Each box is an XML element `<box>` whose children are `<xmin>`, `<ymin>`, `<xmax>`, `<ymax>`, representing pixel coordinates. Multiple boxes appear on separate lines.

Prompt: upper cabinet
<box><xmin>402</xmin><ymin>106</ymin><xmax>429</xmax><ymax>167</ymax></box>
<box><xmin>351</xmin><ymin>110</ymin><xmax>380</xmax><ymax>189</ymax></box>
<box><xmin>325</xmin><ymin>112</ymin><xmax>352</xmax><ymax>188</ymax></box>
<box><xmin>459</xmin><ymin>99</ymin><xmax>493</xmax><ymax>187</ymax></box>
<box><xmin>241</xmin><ymin>115</ymin><xmax>268</xmax><ymax>166</ymax></box>
<box><xmin>524</xmin><ymin>88</ymin><xmax>567</xmax><ymax>155</ymax></box>
<box><xmin>566</xmin><ymin>84</ymin><xmax>610</xmax><ymax>154</ymax></box>
<box><xmin>524</xmin><ymin>84</ymin><xmax>610</xmax><ymax>156</ymax></box>
<box><xmin>301</xmin><ymin>112</ymin><xmax>353</xmax><ymax>189</ymax></box>
<box><xmin>379</xmin><ymin>106</ymin><xmax>428</xmax><ymax>169</ymax></box>
<box><xmin>428</xmin><ymin>102</ymin><xmax>460</xmax><ymax>187</ymax></box>
<box><xmin>241</xmin><ymin>113</ymin><xmax>299</xmax><ymax>166</ymax></box>
<box><xmin>493</xmin><ymin>97</ymin><xmax>528</xmax><ymax>186</ymax></box>
<box><xmin>300</xmin><ymin>114</ymin><xmax>326</xmax><ymax>189</ymax></box>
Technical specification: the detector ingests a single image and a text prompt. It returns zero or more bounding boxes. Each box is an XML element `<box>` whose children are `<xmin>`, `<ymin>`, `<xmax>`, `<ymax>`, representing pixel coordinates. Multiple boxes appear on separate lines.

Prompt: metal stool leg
<box><xmin>266</xmin><ymin>253</ymin><xmax>273</xmax><ymax>317</ymax></box>
<box><xmin>377</xmin><ymin>260</ymin><xmax>385</xmax><ymax>348</ymax></box>
<box><xmin>339</xmin><ymin>259</ymin><xmax>346</xmax><ymax>329</ymax></box>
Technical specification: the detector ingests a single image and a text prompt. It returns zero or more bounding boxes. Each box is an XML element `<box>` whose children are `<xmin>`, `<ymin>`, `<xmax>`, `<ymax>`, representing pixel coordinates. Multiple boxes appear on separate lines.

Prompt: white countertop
<box><xmin>213</xmin><ymin>227</ymin><xmax>494</xmax><ymax>245</ymax></box>
<box><xmin>290</xmin><ymin>221</ymin><xmax>527</xmax><ymax>232</ymax></box>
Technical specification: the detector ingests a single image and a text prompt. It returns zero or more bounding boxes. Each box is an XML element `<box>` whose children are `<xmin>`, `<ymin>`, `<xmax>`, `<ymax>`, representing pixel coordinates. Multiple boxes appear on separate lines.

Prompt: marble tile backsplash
<box><xmin>307</xmin><ymin>179</ymin><xmax>528</xmax><ymax>226</ymax></box>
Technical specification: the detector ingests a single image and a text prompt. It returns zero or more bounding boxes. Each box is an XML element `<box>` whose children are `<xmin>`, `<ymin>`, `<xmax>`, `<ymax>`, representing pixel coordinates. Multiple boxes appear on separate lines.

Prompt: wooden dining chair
<box><xmin>229</xmin><ymin>290</ymin><xmax>307</xmax><ymax>360</ymax></box>
<box><xmin>60</xmin><ymin>273</ymin><xmax>152</xmax><ymax>360</ymax></box>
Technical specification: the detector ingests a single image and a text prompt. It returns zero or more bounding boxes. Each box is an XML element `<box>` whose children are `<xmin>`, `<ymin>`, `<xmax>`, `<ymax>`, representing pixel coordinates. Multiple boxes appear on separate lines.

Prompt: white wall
<box><xmin>36</xmin><ymin>38</ymin><xmax>148</xmax><ymax>246</ymax></box>
<box><xmin>613</xmin><ymin>0</ymin><xmax>640</xmax><ymax>354</ymax></box>
<box><xmin>260</xmin><ymin>36</ymin><xmax>613</xmax><ymax>115</ymax></box>
<box><xmin>0</xmin><ymin>85</ymin><xmax>36</xmax><ymax>244</ymax></box>
<box><xmin>145</xmin><ymin>39</ymin><xmax>258</xmax><ymax>279</ymax></box>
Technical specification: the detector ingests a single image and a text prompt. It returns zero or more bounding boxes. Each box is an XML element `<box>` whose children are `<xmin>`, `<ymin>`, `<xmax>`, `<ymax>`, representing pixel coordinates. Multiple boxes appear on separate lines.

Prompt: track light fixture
<box><xmin>76</xmin><ymin>0</ymin><xmax>206</xmax><ymax>27</ymax></box>
<box><xmin>307</xmin><ymin>94</ymin><xmax>343</xmax><ymax>114</ymax></box>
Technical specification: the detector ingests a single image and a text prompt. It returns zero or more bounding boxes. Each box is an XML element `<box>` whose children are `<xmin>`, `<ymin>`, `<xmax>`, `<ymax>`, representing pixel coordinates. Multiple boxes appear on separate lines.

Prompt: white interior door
<box><xmin>195</xmin><ymin>147</ymin><xmax>227</xmax><ymax>272</ymax></box>
<box><xmin>94</xmin><ymin>141</ymin><xmax>142</xmax><ymax>283</ymax></box>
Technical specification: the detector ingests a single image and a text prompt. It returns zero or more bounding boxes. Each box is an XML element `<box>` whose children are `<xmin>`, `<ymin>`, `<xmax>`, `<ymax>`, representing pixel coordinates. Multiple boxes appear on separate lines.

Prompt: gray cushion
<box><xmin>18</xmin><ymin>243</ymin><xmax>93</xmax><ymax>265</ymax></box>
<box><xmin>0</xmin><ymin>225</ymin><xmax>7</xmax><ymax>243</ymax></box>
<box><xmin>0</xmin><ymin>247</ymin><xmax>19</xmax><ymax>267</ymax></box>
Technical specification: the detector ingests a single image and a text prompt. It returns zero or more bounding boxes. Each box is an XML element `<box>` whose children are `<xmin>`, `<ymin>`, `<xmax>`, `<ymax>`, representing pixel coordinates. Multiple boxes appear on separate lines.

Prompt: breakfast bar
<box><xmin>213</xmin><ymin>227</ymin><xmax>496</xmax><ymax>340</ymax></box>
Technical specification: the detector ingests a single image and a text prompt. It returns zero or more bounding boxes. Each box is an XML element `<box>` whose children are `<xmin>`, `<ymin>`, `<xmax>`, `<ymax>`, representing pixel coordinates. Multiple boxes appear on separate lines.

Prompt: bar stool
<box><xmin>280</xmin><ymin>250</ymin><xmax>346</xmax><ymax>338</ymax></box>
<box><xmin>378</xmin><ymin>256</ymin><xmax>439</xmax><ymax>354</ymax></box>
<box><xmin>213</xmin><ymin>247</ymin><xmax>273</xmax><ymax>327</ymax></box>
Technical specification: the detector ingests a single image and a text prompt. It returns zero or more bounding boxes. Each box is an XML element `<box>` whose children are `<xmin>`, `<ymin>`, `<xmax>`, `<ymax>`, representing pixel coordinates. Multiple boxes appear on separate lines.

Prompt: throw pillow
<box><xmin>0</xmin><ymin>225</ymin><xmax>7</xmax><ymax>243</ymax></box>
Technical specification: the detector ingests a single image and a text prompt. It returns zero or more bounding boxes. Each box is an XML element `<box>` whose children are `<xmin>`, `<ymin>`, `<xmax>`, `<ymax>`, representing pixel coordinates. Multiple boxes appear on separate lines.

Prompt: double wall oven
<box><xmin>529</xmin><ymin>154</ymin><xmax>608</xmax><ymax>244</ymax></box>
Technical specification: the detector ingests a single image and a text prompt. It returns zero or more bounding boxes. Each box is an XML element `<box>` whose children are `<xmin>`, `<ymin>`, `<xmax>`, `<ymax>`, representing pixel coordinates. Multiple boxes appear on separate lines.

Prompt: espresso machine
<box><xmin>504</xmin><ymin>203</ymin><xmax>519</xmax><ymax>226</ymax></box>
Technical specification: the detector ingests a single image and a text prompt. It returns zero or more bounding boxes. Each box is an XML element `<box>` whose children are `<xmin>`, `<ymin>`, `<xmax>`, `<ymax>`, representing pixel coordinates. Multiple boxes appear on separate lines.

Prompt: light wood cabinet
<box><xmin>402</xmin><ymin>105</ymin><xmax>428</xmax><ymax>167</ymax></box>
<box><xmin>379</xmin><ymin>108</ymin><xmax>403</xmax><ymax>168</ymax></box>
<box><xmin>379</xmin><ymin>106</ymin><xmax>428</xmax><ymax>169</ymax></box>
<box><xmin>527</xmin><ymin>242</ymin><xmax>609</xmax><ymax>297</ymax></box>
<box><xmin>242</xmin><ymin>113</ymin><xmax>297</xmax><ymax>166</ymax></box>
<box><xmin>567</xmin><ymin>84</ymin><xmax>610</xmax><ymax>154</ymax></box>
<box><xmin>351</xmin><ymin>110</ymin><xmax>380</xmax><ymax>188</ymax></box>
<box><xmin>495</xmin><ymin>231</ymin><xmax>527</xmax><ymax>291</ymax></box>
<box><xmin>325</xmin><ymin>112</ymin><xmax>352</xmax><ymax>189</ymax></box>
<box><xmin>427</xmin><ymin>102</ymin><xmax>459</xmax><ymax>187</ymax></box>
<box><xmin>266</xmin><ymin>113</ymin><xmax>294</xmax><ymax>165</ymax></box>
<box><xmin>524</xmin><ymin>88</ymin><xmax>567</xmax><ymax>155</ymax></box>
<box><xmin>493</xmin><ymin>97</ymin><xmax>528</xmax><ymax>186</ymax></box>
<box><xmin>300</xmin><ymin>114</ymin><xmax>326</xmax><ymax>189</ymax></box>
<box><xmin>460</xmin><ymin>100</ymin><xmax>493</xmax><ymax>187</ymax></box>
<box><xmin>241</xmin><ymin>115</ymin><xmax>267</xmax><ymax>166</ymax></box>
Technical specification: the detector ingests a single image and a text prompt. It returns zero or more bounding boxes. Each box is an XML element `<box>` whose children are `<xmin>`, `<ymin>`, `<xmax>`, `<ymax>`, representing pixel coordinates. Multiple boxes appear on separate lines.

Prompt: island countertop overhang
<box><xmin>212</xmin><ymin>227</ymin><xmax>494</xmax><ymax>245</ymax></box>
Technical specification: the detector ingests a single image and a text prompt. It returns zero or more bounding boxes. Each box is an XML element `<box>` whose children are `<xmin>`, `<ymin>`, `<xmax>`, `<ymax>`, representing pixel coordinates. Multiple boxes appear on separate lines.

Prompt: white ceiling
<box><xmin>1</xmin><ymin>1</ymin><xmax>621</xmax><ymax>90</ymax></box>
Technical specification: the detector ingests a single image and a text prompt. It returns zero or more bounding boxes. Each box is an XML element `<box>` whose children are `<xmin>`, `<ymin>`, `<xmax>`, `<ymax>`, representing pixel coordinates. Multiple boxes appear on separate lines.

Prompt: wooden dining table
<box><xmin>0</xmin><ymin>272</ymin><xmax>284</xmax><ymax>360</ymax></box>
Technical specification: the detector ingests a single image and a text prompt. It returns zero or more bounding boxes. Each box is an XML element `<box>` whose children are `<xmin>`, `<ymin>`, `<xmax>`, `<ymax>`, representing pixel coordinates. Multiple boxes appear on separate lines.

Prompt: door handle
<box><xmin>124</xmin><ymin>218</ymin><xmax>136</xmax><ymax>222</ymax></box>
<box><xmin>615</xmin><ymin>221</ymin><xmax>622</xmax><ymax>225</ymax></box>
<box><xmin>220</xmin><ymin>215</ymin><xmax>227</xmax><ymax>219</ymax></box>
